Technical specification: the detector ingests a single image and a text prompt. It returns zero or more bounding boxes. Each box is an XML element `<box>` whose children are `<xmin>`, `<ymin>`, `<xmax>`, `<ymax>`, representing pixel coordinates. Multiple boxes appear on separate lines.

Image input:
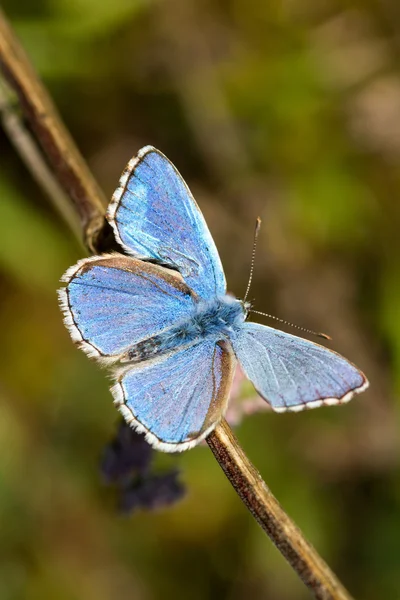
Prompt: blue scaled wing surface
<box><xmin>231</xmin><ymin>322</ymin><xmax>368</xmax><ymax>412</ymax></box>
<box><xmin>113</xmin><ymin>339</ymin><xmax>235</xmax><ymax>451</ymax></box>
<box><xmin>107</xmin><ymin>146</ymin><xmax>226</xmax><ymax>300</ymax></box>
<box><xmin>58</xmin><ymin>254</ymin><xmax>197</xmax><ymax>360</ymax></box>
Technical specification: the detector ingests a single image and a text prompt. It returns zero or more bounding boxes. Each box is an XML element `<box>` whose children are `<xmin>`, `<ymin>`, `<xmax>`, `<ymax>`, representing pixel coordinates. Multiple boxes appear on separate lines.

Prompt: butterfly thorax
<box><xmin>124</xmin><ymin>295</ymin><xmax>247</xmax><ymax>364</ymax></box>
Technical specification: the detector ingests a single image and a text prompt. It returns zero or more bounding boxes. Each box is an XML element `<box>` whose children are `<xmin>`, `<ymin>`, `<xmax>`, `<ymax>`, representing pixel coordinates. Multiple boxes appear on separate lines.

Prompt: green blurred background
<box><xmin>0</xmin><ymin>0</ymin><xmax>399</xmax><ymax>598</ymax></box>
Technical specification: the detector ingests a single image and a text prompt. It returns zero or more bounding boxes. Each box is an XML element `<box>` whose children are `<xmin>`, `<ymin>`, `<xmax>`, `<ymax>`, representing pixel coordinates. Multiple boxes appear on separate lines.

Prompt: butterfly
<box><xmin>58</xmin><ymin>146</ymin><xmax>369</xmax><ymax>452</ymax></box>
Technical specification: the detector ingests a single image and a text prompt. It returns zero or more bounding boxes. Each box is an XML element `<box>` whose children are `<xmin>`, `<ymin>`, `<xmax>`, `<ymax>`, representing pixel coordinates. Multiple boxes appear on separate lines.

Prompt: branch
<box><xmin>207</xmin><ymin>420</ymin><xmax>353</xmax><ymax>600</ymax></box>
<box><xmin>0</xmin><ymin>9</ymin><xmax>354</xmax><ymax>600</ymax></box>
<box><xmin>0</xmin><ymin>81</ymin><xmax>83</xmax><ymax>244</ymax></box>
<box><xmin>0</xmin><ymin>7</ymin><xmax>107</xmax><ymax>252</ymax></box>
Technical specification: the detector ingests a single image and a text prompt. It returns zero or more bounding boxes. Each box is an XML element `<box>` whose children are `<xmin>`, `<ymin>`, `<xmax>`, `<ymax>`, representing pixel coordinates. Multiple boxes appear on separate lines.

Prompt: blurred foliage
<box><xmin>0</xmin><ymin>0</ymin><xmax>400</xmax><ymax>598</ymax></box>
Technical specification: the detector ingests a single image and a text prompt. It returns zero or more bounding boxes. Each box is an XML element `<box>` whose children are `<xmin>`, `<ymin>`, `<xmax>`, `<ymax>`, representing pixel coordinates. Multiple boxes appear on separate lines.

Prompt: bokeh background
<box><xmin>0</xmin><ymin>1</ymin><xmax>399</xmax><ymax>598</ymax></box>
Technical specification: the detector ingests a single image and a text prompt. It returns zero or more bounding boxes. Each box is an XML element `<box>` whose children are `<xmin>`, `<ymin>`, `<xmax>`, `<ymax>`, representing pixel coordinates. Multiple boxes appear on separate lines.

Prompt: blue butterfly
<box><xmin>58</xmin><ymin>146</ymin><xmax>369</xmax><ymax>452</ymax></box>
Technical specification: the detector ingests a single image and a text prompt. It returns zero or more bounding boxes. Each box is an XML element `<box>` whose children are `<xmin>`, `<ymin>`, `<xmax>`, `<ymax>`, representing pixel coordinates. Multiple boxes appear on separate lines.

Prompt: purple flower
<box><xmin>119</xmin><ymin>470</ymin><xmax>185</xmax><ymax>514</ymax></box>
<box><xmin>101</xmin><ymin>421</ymin><xmax>186</xmax><ymax>513</ymax></box>
<box><xmin>101</xmin><ymin>420</ymin><xmax>153</xmax><ymax>483</ymax></box>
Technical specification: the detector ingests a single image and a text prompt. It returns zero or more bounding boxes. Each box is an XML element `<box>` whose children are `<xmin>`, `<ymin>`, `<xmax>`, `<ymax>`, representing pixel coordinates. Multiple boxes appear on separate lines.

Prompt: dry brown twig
<box><xmin>0</xmin><ymin>8</ymin><xmax>354</xmax><ymax>600</ymax></box>
<box><xmin>0</xmin><ymin>8</ymin><xmax>106</xmax><ymax>252</ymax></box>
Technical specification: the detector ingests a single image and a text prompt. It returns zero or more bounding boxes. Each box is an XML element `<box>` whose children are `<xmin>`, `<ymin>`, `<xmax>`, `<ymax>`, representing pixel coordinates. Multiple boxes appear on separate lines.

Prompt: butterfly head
<box><xmin>240</xmin><ymin>299</ymin><xmax>251</xmax><ymax>320</ymax></box>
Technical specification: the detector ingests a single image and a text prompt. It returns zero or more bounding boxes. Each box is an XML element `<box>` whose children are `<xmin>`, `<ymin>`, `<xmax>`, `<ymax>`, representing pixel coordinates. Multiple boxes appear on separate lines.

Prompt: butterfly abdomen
<box><xmin>124</xmin><ymin>295</ymin><xmax>246</xmax><ymax>364</ymax></box>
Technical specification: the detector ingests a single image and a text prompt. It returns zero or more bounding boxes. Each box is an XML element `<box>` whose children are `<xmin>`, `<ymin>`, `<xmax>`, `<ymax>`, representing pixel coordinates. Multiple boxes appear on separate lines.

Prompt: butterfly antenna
<box><xmin>249</xmin><ymin>309</ymin><xmax>332</xmax><ymax>341</ymax></box>
<box><xmin>244</xmin><ymin>217</ymin><xmax>262</xmax><ymax>303</ymax></box>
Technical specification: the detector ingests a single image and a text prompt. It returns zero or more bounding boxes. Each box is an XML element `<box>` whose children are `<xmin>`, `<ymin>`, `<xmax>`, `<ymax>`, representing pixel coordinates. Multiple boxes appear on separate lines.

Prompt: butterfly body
<box><xmin>126</xmin><ymin>295</ymin><xmax>246</xmax><ymax>364</ymax></box>
<box><xmin>59</xmin><ymin>146</ymin><xmax>369</xmax><ymax>452</ymax></box>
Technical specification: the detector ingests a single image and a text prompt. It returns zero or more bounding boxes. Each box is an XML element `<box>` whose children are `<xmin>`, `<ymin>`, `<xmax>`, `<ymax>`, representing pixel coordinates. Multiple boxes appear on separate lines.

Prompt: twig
<box><xmin>0</xmin><ymin>81</ymin><xmax>83</xmax><ymax>244</ymax></box>
<box><xmin>0</xmin><ymin>7</ymin><xmax>107</xmax><ymax>252</ymax></box>
<box><xmin>0</xmin><ymin>8</ymin><xmax>354</xmax><ymax>600</ymax></box>
<box><xmin>207</xmin><ymin>420</ymin><xmax>354</xmax><ymax>600</ymax></box>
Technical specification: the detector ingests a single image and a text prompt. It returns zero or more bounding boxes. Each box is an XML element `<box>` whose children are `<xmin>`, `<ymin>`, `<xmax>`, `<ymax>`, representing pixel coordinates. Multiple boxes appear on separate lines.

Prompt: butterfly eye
<box><xmin>238</xmin><ymin>300</ymin><xmax>251</xmax><ymax>319</ymax></box>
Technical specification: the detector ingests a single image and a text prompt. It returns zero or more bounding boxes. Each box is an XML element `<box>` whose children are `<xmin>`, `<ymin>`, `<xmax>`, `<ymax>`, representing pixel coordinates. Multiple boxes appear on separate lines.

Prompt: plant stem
<box><xmin>0</xmin><ymin>8</ymin><xmax>354</xmax><ymax>599</ymax></box>
<box><xmin>0</xmin><ymin>81</ymin><xmax>83</xmax><ymax>244</ymax></box>
<box><xmin>207</xmin><ymin>420</ymin><xmax>354</xmax><ymax>600</ymax></box>
<box><xmin>0</xmin><ymin>7</ymin><xmax>106</xmax><ymax>252</ymax></box>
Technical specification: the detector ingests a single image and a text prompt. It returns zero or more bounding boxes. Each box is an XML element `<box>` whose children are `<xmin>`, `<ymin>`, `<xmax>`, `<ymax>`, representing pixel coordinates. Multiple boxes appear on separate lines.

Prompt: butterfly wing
<box><xmin>58</xmin><ymin>253</ymin><xmax>197</xmax><ymax>360</ymax></box>
<box><xmin>107</xmin><ymin>146</ymin><xmax>226</xmax><ymax>300</ymax></box>
<box><xmin>113</xmin><ymin>339</ymin><xmax>236</xmax><ymax>451</ymax></box>
<box><xmin>231</xmin><ymin>322</ymin><xmax>368</xmax><ymax>412</ymax></box>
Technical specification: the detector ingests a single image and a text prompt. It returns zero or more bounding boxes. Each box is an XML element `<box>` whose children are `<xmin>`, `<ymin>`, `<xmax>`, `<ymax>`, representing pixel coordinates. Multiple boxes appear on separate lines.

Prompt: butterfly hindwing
<box><xmin>231</xmin><ymin>322</ymin><xmax>368</xmax><ymax>412</ymax></box>
<box><xmin>112</xmin><ymin>339</ymin><xmax>236</xmax><ymax>451</ymax></box>
<box><xmin>59</xmin><ymin>254</ymin><xmax>197</xmax><ymax>360</ymax></box>
<box><xmin>107</xmin><ymin>146</ymin><xmax>226</xmax><ymax>300</ymax></box>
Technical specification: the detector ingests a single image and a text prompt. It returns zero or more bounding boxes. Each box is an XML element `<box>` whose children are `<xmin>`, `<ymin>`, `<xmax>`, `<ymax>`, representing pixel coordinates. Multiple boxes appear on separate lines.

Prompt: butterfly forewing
<box><xmin>231</xmin><ymin>322</ymin><xmax>368</xmax><ymax>412</ymax></box>
<box><xmin>107</xmin><ymin>146</ymin><xmax>226</xmax><ymax>301</ymax></box>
